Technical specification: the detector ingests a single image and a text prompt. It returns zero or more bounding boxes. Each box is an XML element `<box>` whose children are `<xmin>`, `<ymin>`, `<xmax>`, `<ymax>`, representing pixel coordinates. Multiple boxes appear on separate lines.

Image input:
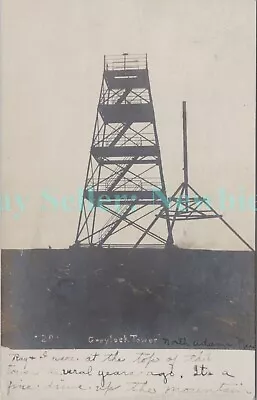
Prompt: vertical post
<box><xmin>123</xmin><ymin>52</ymin><xmax>128</xmax><ymax>70</ymax></box>
<box><xmin>182</xmin><ymin>101</ymin><xmax>189</xmax><ymax>211</ymax></box>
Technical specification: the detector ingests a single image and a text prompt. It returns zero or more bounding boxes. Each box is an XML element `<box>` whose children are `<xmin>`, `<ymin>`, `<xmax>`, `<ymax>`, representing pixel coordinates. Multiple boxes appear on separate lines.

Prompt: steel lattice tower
<box><xmin>75</xmin><ymin>53</ymin><xmax>172</xmax><ymax>247</ymax></box>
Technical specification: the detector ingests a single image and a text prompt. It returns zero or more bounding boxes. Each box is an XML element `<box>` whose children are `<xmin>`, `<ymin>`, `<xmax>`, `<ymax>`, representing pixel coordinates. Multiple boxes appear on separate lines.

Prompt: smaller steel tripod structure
<box><xmin>143</xmin><ymin>101</ymin><xmax>254</xmax><ymax>252</ymax></box>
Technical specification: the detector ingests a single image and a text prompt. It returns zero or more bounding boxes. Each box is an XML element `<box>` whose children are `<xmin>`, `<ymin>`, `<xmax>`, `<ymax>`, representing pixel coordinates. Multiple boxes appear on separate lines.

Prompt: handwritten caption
<box><xmin>1</xmin><ymin>348</ymin><xmax>254</xmax><ymax>399</ymax></box>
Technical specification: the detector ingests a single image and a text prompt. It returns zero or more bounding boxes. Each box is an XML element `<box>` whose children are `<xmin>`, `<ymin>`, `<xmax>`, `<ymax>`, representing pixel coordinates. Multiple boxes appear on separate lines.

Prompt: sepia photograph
<box><xmin>1</xmin><ymin>0</ymin><xmax>255</xmax><ymax>353</ymax></box>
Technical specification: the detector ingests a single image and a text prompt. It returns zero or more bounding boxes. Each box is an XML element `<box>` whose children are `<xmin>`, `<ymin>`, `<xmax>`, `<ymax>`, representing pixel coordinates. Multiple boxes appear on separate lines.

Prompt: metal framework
<box><xmin>144</xmin><ymin>101</ymin><xmax>254</xmax><ymax>252</ymax></box>
<box><xmin>75</xmin><ymin>53</ymin><xmax>172</xmax><ymax>247</ymax></box>
<box><xmin>75</xmin><ymin>54</ymin><xmax>253</xmax><ymax>252</ymax></box>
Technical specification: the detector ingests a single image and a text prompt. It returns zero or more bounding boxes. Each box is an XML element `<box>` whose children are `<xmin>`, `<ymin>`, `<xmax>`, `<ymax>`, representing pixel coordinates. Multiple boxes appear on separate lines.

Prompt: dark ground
<box><xmin>1</xmin><ymin>246</ymin><xmax>255</xmax><ymax>349</ymax></box>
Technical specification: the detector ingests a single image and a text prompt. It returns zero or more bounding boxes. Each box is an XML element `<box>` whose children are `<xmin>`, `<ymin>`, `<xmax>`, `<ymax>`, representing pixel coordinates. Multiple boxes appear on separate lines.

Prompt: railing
<box><xmin>102</xmin><ymin>96</ymin><xmax>150</xmax><ymax>105</ymax></box>
<box><xmin>94</xmin><ymin>127</ymin><xmax>155</xmax><ymax>147</ymax></box>
<box><xmin>97</xmin><ymin>178</ymin><xmax>161</xmax><ymax>192</ymax></box>
<box><xmin>101</xmin><ymin>135</ymin><xmax>155</xmax><ymax>147</ymax></box>
<box><xmin>104</xmin><ymin>54</ymin><xmax>147</xmax><ymax>71</ymax></box>
<box><xmin>100</xmin><ymin>90</ymin><xmax>150</xmax><ymax>105</ymax></box>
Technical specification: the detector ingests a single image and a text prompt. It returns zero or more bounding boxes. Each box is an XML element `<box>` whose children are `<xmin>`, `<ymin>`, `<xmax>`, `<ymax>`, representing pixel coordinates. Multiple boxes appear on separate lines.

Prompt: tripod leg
<box><xmin>166</xmin><ymin>184</ymin><xmax>186</xmax><ymax>246</ymax></box>
<box><xmin>188</xmin><ymin>184</ymin><xmax>254</xmax><ymax>252</ymax></box>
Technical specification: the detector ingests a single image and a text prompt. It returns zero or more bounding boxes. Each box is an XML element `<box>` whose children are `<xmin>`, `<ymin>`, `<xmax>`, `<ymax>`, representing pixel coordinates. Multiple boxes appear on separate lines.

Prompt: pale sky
<box><xmin>1</xmin><ymin>0</ymin><xmax>255</xmax><ymax>250</ymax></box>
